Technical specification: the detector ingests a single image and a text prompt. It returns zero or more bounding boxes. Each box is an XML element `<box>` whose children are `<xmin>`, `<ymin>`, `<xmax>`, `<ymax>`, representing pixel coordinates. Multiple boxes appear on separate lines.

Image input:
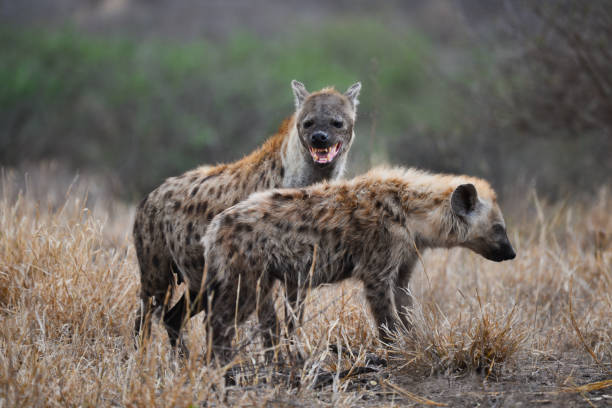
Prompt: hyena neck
<box><xmin>412</xmin><ymin>218</ymin><xmax>463</xmax><ymax>252</ymax></box>
<box><xmin>396</xmin><ymin>192</ymin><xmax>457</xmax><ymax>251</ymax></box>
<box><xmin>281</xmin><ymin>125</ymin><xmax>347</xmax><ymax>188</ymax></box>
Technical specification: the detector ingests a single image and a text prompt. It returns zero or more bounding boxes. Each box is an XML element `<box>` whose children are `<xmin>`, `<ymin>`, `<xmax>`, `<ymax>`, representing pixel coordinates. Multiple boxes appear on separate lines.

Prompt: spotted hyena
<box><xmin>133</xmin><ymin>80</ymin><xmax>362</xmax><ymax>349</ymax></box>
<box><xmin>196</xmin><ymin>167</ymin><xmax>516</xmax><ymax>360</ymax></box>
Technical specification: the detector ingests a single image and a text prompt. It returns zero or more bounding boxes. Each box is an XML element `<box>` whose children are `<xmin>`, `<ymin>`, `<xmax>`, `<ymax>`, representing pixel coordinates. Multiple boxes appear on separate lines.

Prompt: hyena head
<box><xmin>450</xmin><ymin>183</ymin><xmax>516</xmax><ymax>262</ymax></box>
<box><xmin>291</xmin><ymin>80</ymin><xmax>361</xmax><ymax>167</ymax></box>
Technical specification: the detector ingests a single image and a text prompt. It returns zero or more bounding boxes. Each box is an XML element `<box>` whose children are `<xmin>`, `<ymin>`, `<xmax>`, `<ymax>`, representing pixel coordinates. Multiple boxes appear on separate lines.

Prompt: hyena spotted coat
<box><xmin>199</xmin><ymin>167</ymin><xmax>516</xmax><ymax>359</ymax></box>
<box><xmin>133</xmin><ymin>80</ymin><xmax>362</xmax><ymax>348</ymax></box>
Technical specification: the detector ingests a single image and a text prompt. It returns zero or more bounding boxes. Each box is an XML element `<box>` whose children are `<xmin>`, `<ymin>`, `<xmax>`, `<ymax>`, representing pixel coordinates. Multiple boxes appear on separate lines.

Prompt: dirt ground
<box><xmin>223</xmin><ymin>356</ymin><xmax>611</xmax><ymax>407</ymax></box>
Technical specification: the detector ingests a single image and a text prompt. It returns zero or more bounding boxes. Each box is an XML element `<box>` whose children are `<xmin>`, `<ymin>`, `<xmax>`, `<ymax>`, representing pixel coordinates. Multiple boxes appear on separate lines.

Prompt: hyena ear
<box><xmin>451</xmin><ymin>183</ymin><xmax>478</xmax><ymax>218</ymax></box>
<box><xmin>291</xmin><ymin>80</ymin><xmax>310</xmax><ymax>111</ymax></box>
<box><xmin>344</xmin><ymin>82</ymin><xmax>362</xmax><ymax>108</ymax></box>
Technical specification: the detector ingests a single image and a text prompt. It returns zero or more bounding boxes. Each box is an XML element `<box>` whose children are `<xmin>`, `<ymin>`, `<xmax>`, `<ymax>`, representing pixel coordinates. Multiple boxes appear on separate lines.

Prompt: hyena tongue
<box><xmin>314</xmin><ymin>152</ymin><xmax>330</xmax><ymax>163</ymax></box>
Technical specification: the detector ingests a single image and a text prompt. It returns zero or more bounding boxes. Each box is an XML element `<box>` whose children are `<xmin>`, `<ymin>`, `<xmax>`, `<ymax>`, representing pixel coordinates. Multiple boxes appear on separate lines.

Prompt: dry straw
<box><xmin>0</xmin><ymin>169</ymin><xmax>610</xmax><ymax>406</ymax></box>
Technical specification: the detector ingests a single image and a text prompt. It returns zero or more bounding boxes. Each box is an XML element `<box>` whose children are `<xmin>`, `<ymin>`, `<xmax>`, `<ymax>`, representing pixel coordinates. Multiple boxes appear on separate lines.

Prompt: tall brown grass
<box><xmin>0</xmin><ymin>168</ymin><xmax>610</xmax><ymax>406</ymax></box>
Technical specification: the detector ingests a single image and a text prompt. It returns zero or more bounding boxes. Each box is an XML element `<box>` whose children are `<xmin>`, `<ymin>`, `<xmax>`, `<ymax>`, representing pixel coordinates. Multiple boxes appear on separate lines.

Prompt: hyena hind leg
<box><xmin>209</xmin><ymin>279</ymin><xmax>267</xmax><ymax>364</ymax></box>
<box><xmin>284</xmin><ymin>286</ymin><xmax>306</xmax><ymax>335</ymax></box>
<box><xmin>256</xmin><ymin>284</ymin><xmax>306</xmax><ymax>363</ymax></box>
<box><xmin>256</xmin><ymin>294</ymin><xmax>282</xmax><ymax>361</ymax></box>
<box><xmin>258</xmin><ymin>284</ymin><xmax>305</xmax><ymax>344</ymax></box>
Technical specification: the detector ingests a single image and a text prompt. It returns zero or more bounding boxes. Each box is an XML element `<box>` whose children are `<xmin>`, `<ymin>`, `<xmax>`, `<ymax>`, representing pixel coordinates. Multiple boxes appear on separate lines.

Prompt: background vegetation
<box><xmin>2</xmin><ymin>1</ymin><xmax>610</xmax><ymax>199</ymax></box>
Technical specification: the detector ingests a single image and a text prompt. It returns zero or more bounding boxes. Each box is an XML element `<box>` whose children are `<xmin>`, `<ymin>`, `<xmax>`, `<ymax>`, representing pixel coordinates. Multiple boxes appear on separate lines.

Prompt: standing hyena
<box><xmin>197</xmin><ymin>167</ymin><xmax>516</xmax><ymax>360</ymax></box>
<box><xmin>133</xmin><ymin>80</ymin><xmax>362</xmax><ymax>349</ymax></box>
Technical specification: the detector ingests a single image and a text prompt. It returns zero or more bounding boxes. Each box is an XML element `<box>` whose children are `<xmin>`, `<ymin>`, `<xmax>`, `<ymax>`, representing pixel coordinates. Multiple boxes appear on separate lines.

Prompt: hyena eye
<box><xmin>332</xmin><ymin>119</ymin><xmax>344</xmax><ymax>128</ymax></box>
<box><xmin>492</xmin><ymin>224</ymin><xmax>505</xmax><ymax>235</ymax></box>
<box><xmin>303</xmin><ymin>120</ymin><xmax>314</xmax><ymax>129</ymax></box>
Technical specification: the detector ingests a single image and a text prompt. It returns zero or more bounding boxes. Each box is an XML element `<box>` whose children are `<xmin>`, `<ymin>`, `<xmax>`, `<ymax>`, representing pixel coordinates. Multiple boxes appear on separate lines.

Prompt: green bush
<box><xmin>0</xmin><ymin>22</ymin><xmax>437</xmax><ymax>197</ymax></box>
<box><xmin>2</xmin><ymin>7</ymin><xmax>611</xmax><ymax>199</ymax></box>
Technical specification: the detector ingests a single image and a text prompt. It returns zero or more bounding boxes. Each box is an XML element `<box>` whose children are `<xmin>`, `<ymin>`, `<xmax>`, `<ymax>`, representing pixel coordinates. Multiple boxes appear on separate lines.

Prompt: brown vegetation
<box><xmin>0</xmin><ymin>168</ymin><xmax>610</xmax><ymax>406</ymax></box>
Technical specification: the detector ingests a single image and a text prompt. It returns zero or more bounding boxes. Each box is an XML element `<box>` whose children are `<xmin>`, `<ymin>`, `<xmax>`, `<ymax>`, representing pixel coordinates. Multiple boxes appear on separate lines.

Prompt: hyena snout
<box><xmin>489</xmin><ymin>241</ymin><xmax>516</xmax><ymax>262</ymax></box>
<box><xmin>484</xmin><ymin>232</ymin><xmax>516</xmax><ymax>262</ymax></box>
<box><xmin>310</xmin><ymin>130</ymin><xmax>330</xmax><ymax>147</ymax></box>
<box><xmin>304</xmin><ymin>127</ymin><xmax>344</xmax><ymax>164</ymax></box>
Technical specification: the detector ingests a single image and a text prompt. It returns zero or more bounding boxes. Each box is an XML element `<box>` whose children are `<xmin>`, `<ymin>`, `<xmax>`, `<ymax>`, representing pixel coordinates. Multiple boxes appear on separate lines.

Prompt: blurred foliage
<box><xmin>0</xmin><ymin>21</ymin><xmax>437</xmax><ymax>198</ymax></box>
<box><xmin>390</xmin><ymin>0</ymin><xmax>612</xmax><ymax>197</ymax></box>
<box><xmin>1</xmin><ymin>3</ymin><xmax>611</xmax><ymax>200</ymax></box>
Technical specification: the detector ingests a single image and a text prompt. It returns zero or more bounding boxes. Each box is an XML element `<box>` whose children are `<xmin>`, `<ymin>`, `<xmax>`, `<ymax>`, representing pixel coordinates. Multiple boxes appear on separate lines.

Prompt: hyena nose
<box><xmin>507</xmin><ymin>249</ymin><xmax>516</xmax><ymax>260</ymax></box>
<box><xmin>311</xmin><ymin>131</ymin><xmax>329</xmax><ymax>146</ymax></box>
<box><xmin>503</xmin><ymin>244</ymin><xmax>516</xmax><ymax>260</ymax></box>
<box><xmin>508</xmin><ymin>247</ymin><xmax>516</xmax><ymax>260</ymax></box>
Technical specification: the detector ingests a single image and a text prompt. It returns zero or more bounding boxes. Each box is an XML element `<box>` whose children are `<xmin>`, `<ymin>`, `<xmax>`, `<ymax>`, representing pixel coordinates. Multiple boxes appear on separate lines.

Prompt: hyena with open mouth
<box><xmin>196</xmin><ymin>167</ymin><xmax>515</xmax><ymax>361</ymax></box>
<box><xmin>133</xmin><ymin>80</ymin><xmax>361</xmax><ymax>351</ymax></box>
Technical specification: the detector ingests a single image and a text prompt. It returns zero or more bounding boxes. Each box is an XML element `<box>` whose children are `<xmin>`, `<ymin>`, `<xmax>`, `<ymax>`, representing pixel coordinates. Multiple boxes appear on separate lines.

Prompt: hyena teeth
<box><xmin>309</xmin><ymin>143</ymin><xmax>341</xmax><ymax>164</ymax></box>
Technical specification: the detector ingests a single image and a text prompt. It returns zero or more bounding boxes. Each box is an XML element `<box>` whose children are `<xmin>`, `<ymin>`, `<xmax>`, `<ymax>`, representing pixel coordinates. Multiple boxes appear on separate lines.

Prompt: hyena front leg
<box><xmin>393</xmin><ymin>262</ymin><xmax>414</xmax><ymax>331</ymax></box>
<box><xmin>133</xmin><ymin>251</ymin><xmax>175</xmax><ymax>346</ymax></box>
<box><xmin>364</xmin><ymin>278</ymin><xmax>399</xmax><ymax>345</ymax></box>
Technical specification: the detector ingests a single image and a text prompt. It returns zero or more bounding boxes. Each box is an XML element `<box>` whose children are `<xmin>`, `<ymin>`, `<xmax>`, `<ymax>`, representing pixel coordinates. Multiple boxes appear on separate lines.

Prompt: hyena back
<box><xmin>133</xmin><ymin>80</ymin><xmax>361</xmax><ymax>349</ymax></box>
<box><xmin>200</xmin><ymin>167</ymin><xmax>516</xmax><ymax>359</ymax></box>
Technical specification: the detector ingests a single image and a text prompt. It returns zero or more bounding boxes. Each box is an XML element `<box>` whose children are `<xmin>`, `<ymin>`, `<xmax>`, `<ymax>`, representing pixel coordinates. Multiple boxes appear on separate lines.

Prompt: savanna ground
<box><xmin>0</xmin><ymin>166</ymin><xmax>610</xmax><ymax>407</ymax></box>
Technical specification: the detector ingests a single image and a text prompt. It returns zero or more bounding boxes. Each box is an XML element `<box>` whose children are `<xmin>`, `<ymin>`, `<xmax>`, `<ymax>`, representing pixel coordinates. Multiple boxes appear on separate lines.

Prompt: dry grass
<box><xmin>0</xmin><ymin>167</ymin><xmax>610</xmax><ymax>406</ymax></box>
